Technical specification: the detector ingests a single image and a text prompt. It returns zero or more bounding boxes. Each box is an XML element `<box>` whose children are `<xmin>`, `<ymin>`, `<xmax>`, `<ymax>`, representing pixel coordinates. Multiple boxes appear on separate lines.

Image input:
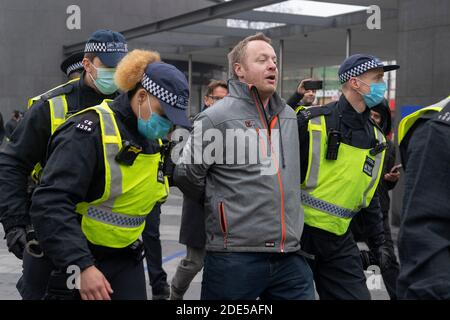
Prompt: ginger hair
<box><xmin>115</xmin><ymin>49</ymin><xmax>161</xmax><ymax>92</ymax></box>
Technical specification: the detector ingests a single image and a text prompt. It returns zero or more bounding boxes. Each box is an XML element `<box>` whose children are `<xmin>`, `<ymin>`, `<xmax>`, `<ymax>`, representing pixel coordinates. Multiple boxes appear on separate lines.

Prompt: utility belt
<box><xmin>88</xmin><ymin>239</ymin><xmax>145</xmax><ymax>263</ymax></box>
<box><xmin>303</xmin><ymin>224</ymin><xmax>351</xmax><ymax>240</ymax></box>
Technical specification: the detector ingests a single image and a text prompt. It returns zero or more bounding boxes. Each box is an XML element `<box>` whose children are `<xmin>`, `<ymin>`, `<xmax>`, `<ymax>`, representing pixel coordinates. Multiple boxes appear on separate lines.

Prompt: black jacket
<box><xmin>29</xmin><ymin>94</ymin><xmax>160</xmax><ymax>271</ymax></box>
<box><xmin>397</xmin><ymin>102</ymin><xmax>450</xmax><ymax>299</ymax></box>
<box><xmin>0</xmin><ymin>73</ymin><xmax>116</xmax><ymax>232</ymax></box>
<box><xmin>286</xmin><ymin>92</ymin><xmax>304</xmax><ymax>110</ymax></box>
<box><xmin>297</xmin><ymin>94</ymin><xmax>385</xmax><ymax>241</ymax></box>
<box><xmin>179</xmin><ymin>196</ymin><xmax>206</xmax><ymax>248</ymax></box>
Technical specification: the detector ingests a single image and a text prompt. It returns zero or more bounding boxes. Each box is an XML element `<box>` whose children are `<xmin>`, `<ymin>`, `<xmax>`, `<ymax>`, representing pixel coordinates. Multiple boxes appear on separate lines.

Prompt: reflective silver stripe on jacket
<box><xmin>96</xmin><ymin>104</ymin><xmax>123</xmax><ymax>205</ymax></box>
<box><xmin>49</xmin><ymin>96</ymin><xmax>66</xmax><ymax>121</ymax></box>
<box><xmin>86</xmin><ymin>206</ymin><xmax>145</xmax><ymax>228</ymax></box>
<box><xmin>301</xmin><ymin>192</ymin><xmax>357</xmax><ymax>219</ymax></box>
<box><xmin>305</xmin><ymin>116</ymin><xmax>321</xmax><ymax>188</ymax></box>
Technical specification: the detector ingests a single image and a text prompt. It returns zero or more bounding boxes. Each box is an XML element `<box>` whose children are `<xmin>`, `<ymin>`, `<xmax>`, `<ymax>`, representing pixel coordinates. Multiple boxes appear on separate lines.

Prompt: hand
<box><xmin>297</xmin><ymin>78</ymin><xmax>312</xmax><ymax>95</ymax></box>
<box><xmin>384</xmin><ymin>171</ymin><xmax>400</xmax><ymax>182</ymax></box>
<box><xmin>5</xmin><ymin>227</ymin><xmax>27</xmax><ymax>259</ymax></box>
<box><xmin>371</xmin><ymin>244</ymin><xmax>394</xmax><ymax>271</ymax></box>
<box><xmin>80</xmin><ymin>266</ymin><xmax>113</xmax><ymax>300</ymax></box>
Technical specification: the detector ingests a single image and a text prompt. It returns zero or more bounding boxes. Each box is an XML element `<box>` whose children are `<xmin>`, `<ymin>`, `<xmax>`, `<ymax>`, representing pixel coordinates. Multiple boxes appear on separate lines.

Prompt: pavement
<box><xmin>0</xmin><ymin>187</ymin><xmax>393</xmax><ymax>300</ymax></box>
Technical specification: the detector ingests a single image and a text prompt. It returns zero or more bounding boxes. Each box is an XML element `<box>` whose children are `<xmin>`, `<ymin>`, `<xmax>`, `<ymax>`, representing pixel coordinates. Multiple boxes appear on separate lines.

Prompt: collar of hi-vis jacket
<box><xmin>227</xmin><ymin>80</ymin><xmax>286</xmax><ymax>117</ymax></box>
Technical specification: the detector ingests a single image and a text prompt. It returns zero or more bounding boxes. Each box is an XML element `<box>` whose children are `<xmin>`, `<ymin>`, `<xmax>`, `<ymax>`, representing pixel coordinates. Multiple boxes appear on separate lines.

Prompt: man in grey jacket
<box><xmin>174</xmin><ymin>33</ymin><xmax>314</xmax><ymax>300</ymax></box>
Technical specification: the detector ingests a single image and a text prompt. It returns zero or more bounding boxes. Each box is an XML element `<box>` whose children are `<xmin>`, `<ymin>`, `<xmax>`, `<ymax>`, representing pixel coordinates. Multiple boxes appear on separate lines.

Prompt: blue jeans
<box><xmin>201</xmin><ymin>252</ymin><xmax>315</xmax><ymax>300</ymax></box>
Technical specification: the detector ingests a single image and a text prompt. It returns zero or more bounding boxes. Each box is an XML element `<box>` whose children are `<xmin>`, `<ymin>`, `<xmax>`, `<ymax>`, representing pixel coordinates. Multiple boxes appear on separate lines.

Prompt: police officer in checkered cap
<box><xmin>60</xmin><ymin>51</ymin><xmax>84</xmax><ymax>80</ymax></box>
<box><xmin>83</xmin><ymin>29</ymin><xmax>128</xmax><ymax>95</ymax></box>
<box><xmin>0</xmin><ymin>29</ymin><xmax>128</xmax><ymax>300</ymax></box>
<box><xmin>295</xmin><ymin>54</ymin><xmax>400</xmax><ymax>300</ymax></box>
<box><xmin>28</xmin><ymin>50</ymin><xmax>191</xmax><ymax>300</ymax></box>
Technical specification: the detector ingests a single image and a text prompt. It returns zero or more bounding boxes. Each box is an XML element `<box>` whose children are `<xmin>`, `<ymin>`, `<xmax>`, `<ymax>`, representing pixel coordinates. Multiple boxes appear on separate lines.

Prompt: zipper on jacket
<box><xmin>251</xmin><ymin>88</ymin><xmax>286</xmax><ymax>253</ymax></box>
<box><xmin>218</xmin><ymin>201</ymin><xmax>228</xmax><ymax>248</ymax></box>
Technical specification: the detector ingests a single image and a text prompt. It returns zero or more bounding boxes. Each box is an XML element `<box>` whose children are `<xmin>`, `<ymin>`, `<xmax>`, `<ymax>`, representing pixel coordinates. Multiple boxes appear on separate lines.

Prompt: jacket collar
<box><xmin>109</xmin><ymin>92</ymin><xmax>138</xmax><ymax>132</ymax></box>
<box><xmin>227</xmin><ymin>80</ymin><xmax>286</xmax><ymax>117</ymax></box>
<box><xmin>338</xmin><ymin>94</ymin><xmax>371</xmax><ymax>129</ymax></box>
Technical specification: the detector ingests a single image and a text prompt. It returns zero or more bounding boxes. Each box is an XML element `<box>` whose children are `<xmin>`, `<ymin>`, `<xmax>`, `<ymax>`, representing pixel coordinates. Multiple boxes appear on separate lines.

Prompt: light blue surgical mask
<box><xmin>89</xmin><ymin>64</ymin><xmax>118</xmax><ymax>95</ymax></box>
<box><xmin>137</xmin><ymin>95</ymin><xmax>172</xmax><ymax>140</ymax></box>
<box><xmin>356</xmin><ymin>78</ymin><xmax>387</xmax><ymax>108</ymax></box>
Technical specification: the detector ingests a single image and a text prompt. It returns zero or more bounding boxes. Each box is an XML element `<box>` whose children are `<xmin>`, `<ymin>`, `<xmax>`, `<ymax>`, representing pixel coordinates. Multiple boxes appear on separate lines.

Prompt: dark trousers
<box><xmin>17</xmin><ymin>245</ymin><xmax>147</xmax><ymax>300</ymax></box>
<box><xmin>17</xmin><ymin>251</ymin><xmax>53</xmax><ymax>300</ymax></box>
<box><xmin>380</xmin><ymin>213</ymin><xmax>400</xmax><ymax>300</ymax></box>
<box><xmin>201</xmin><ymin>252</ymin><xmax>315</xmax><ymax>300</ymax></box>
<box><xmin>93</xmin><ymin>248</ymin><xmax>147</xmax><ymax>300</ymax></box>
<box><xmin>301</xmin><ymin>225</ymin><xmax>371</xmax><ymax>300</ymax></box>
<box><xmin>142</xmin><ymin>204</ymin><xmax>168</xmax><ymax>294</ymax></box>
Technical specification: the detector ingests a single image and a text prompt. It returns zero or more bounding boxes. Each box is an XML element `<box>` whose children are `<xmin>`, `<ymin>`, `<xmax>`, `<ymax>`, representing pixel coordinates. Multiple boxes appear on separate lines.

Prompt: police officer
<box><xmin>398</xmin><ymin>95</ymin><xmax>450</xmax><ymax>169</ymax></box>
<box><xmin>297</xmin><ymin>54</ymin><xmax>399</xmax><ymax>299</ymax></box>
<box><xmin>397</xmin><ymin>100</ymin><xmax>450</xmax><ymax>299</ymax></box>
<box><xmin>0</xmin><ymin>29</ymin><xmax>127</xmax><ymax>299</ymax></box>
<box><xmin>30</xmin><ymin>49</ymin><xmax>191</xmax><ymax>300</ymax></box>
<box><xmin>60</xmin><ymin>51</ymin><xmax>85</xmax><ymax>80</ymax></box>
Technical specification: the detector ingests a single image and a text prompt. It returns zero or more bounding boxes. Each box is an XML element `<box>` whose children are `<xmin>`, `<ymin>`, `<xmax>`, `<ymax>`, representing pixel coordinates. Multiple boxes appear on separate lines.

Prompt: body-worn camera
<box><xmin>326</xmin><ymin>130</ymin><xmax>341</xmax><ymax>160</ymax></box>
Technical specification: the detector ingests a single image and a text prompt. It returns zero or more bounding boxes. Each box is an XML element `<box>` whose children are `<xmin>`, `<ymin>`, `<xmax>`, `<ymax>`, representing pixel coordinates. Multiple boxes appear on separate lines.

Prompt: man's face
<box><xmin>204</xmin><ymin>86</ymin><xmax>228</xmax><ymax>108</ymax></box>
<box><xmin>351</xmin><ymin>68</ymin><xmax>385</xmax><ymax>95</ymax></box>
<box><xmin>82</xmin><ymin>56</ymin><xmax>110</xmax><ymax>79</ymax></box>
<box><xmin>370</xmin><ymin>110</ymin><xmax>382</xmax><ymax>126</ymax></box>
<box><xmin>302</xmin><ymin>90</ymin><xmax>316</xmax><ymax>106</ymax></box>
<box><xmin>235</xmin><ymin>40</ymin><xmax>278</xmax><ymax>98</ymax></box>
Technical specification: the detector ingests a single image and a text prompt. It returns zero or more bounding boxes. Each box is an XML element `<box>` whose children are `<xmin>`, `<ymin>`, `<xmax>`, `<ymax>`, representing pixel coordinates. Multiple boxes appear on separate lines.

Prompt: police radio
<box><xmin>326</xmin><ymin>130</ymin><xmax>341</xmax><ymax>161</ymax></box>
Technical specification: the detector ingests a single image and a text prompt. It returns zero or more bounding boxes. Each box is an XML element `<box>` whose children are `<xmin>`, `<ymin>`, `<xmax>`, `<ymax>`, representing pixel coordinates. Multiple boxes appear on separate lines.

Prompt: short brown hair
<box><xmin>205</xmin><ymin>80</ymin><xmax>228</xmax><ymax>97</ymax></box>
<box><xmin>227</xmin><ymin>32</ymin><xmax>272</xmax><ymax>80</ymax></box>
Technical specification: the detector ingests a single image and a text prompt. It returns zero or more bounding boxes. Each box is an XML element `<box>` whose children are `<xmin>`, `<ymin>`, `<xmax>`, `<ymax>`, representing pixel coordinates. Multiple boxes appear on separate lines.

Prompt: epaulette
<box><xmin>73</xmin><ymin>110</ymin><xmax>100</xmax><ymax>134</ymax></box>
<box><xmin>40</xmin><ymin>82</ymin><xmax>76</xmax><ymax>101</ymax></box>
<box><xmin>298</xmin><ymin>105</ymin><xmax>332</xmax><ymax>121</ymax></box>
<box><xmin>434</xmin><ymin>101</ymin><xmax>450</xmax><ymax>126</ymax></box>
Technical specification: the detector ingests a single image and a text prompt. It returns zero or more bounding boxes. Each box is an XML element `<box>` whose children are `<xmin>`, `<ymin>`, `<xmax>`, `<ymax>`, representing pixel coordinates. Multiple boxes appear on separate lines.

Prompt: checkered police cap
<box><xmin>84</xmin><ymin>30</ymin><xmax>128</xmax><ymax>67</ymax></box>
<box><xmin>66</xmin><ymin>61</ymin><xmax>84</xmax><ymax>76</ymax></box>
<box><xmin>338</xmin><ymin>54</ymin><xmax>399</xmax><ymax>84</ymax></box>
<box><xmin>140</xmin><ymin>62</ymin><xmax>191</xmax><ymax>128</ymax></box>
<box><xmin>84</xmin><ymin>42</ymin><xmax>128</xmax><ymax>54</ymax></box>
<box><xmin>141</xmin><ymin>74</ymin><xmax>186</xmax><ymax>109</ymax></box>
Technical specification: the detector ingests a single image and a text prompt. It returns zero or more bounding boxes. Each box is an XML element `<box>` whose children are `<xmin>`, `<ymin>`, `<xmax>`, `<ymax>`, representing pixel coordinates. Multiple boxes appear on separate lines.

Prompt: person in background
<box><xmin>201</xmin><ymin>80</ymin><xmax>228</xmax><ymax>111</ymax></box>
<box><xmin>60</xmin><ymin>51</ymin><xmax>85</xmax><ymax>81</ymax></box>
<box><xmin>287</xmin><ymin>78</ymin><xmax>319</xmax><ymax>110</ymax></box>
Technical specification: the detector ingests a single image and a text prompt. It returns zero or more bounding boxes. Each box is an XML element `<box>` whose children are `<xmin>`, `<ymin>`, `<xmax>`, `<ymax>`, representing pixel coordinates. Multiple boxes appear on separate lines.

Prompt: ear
<box><xmin>82</xmin><ymin>58</ymin><xmax>92</xmax><ymax>73</ymax></box>
<box><xmin>136</xmin><ymin>88</ymin><xmax>148</xmax><ymax>104</ymax></box>
<box><xmin>234</xmin><ymin>62</ymin><xmax>244</xmax><ymax>79</ymax></box>
<box><xmin>347</xmin><ymin>77</ymin><xmax>360</xmax><ymax>90</ymax></box>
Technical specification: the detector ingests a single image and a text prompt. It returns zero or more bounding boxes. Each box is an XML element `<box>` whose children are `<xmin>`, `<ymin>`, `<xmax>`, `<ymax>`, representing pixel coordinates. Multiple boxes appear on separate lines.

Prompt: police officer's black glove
<box><xmin>5</xmin><ymin>226</ymin><xmax>27</xmax><ymax>259</ymax></box>
<box><xmin>368</xmin><ymin>233</ymin><xmax>391</xmax><ymax>271</ymax></box>
<box><xmin>371</xmin><ymin>244</ymin><xmax>393</xmax><ymax>272</ymax></box>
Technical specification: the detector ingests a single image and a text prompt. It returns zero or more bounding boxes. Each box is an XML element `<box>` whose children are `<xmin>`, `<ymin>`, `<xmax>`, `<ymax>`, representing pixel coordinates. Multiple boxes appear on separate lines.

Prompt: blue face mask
<box><xmin>137</xmin><ymin>95</ymin><xmax>172</xmax><ymax>140</ymax></box>
<box><xmin>89</xmin><ymin>65</ymin><xmax>118</xmax><ymax>95</ymax></box>
<box><xmin>356</xmin><ymin>79</ymin><xmax>387</xmax><ymax>108</ymax></box>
